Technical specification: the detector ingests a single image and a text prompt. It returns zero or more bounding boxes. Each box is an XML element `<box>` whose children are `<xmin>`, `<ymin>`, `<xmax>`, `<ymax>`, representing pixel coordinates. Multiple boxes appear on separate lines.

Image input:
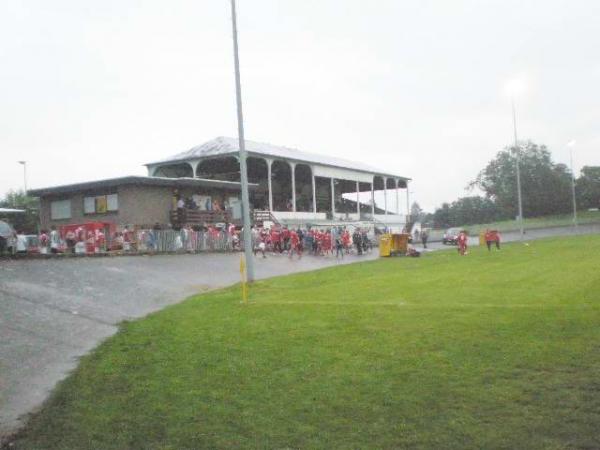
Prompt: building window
<box><xmin>50</xmin><ymin>199</ymin><xmax>71</xmax><ymax>220</ymax></box>
<box><xmin>84</xmin><ymin>194</ymin><xmax>118</xmax><ymax>214</ymax></box>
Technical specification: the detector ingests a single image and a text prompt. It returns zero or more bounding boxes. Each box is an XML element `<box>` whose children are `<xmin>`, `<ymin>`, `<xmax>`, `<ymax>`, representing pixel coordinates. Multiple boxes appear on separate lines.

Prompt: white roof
<box><xmin>146</xmin><ymin>136</ymin><xmax>409</xmax><ymax>180</ymax></box>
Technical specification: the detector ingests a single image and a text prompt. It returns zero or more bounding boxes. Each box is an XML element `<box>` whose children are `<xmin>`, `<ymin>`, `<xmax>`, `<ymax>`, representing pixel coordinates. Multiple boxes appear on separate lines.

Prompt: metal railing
<box><xmin>135</xmin><ymin>229</ymin><xmax>237</xmax><ymax>253</ymax></box>
<box><xmin>169</xmin><ymin>209</ymin><xmax>232</xmax><ymax>227</ymax></box>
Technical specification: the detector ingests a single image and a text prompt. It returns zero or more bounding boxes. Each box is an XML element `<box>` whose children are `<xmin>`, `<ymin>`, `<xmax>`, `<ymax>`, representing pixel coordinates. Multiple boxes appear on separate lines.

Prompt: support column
<box><xmin>406</xmin><ymin>181</ymin><xmax>410</xmax><ymax>222</ymax></box>
<box><xmin>290</xmin><ymin>162</ymin><xmax>296</xmax><ymax>212</ymax></box>
<box><xmin>395</xmin><ymin>179</ymin><xmax>400</xmax><ymax>214</ymax></box>
<box><xmin>356</xmin><ymin>181</ymin><xmax>360</xmax><ymax>217</ymax></box>
<box><xmin>190</xmin><ymin>160</ymin><xmax>200</xmax><ymax>178</ymax></box>
<box><xmin>266</xmin><ymin>159</ymin><xmax>273</xmax><ymax>211</ymax></box>
<box><xmin>311</xmin><ymin>169</ymin><xmax>317</xmax><ymax>215</ymax></box>
<box><xmin>371</xmin><ymin>182</ymin><xmax>375</xmax><ymax>218</ymax></box>
<box><xmin>383</xmin><ymin>177</ymin><xmax>388</xmax><ymax>216</ymax></box>
<box><xmin>331</xmin><ymin>178</ymin><xmax>335</xmax><ymax>217</ymax></box>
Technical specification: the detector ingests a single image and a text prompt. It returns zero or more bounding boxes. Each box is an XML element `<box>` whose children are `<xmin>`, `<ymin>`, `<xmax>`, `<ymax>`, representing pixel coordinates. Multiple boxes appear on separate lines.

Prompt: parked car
<box><xmin>442</xmin><ymin>227</ymin><xmax>461</xmax><ymax>245</ymax></box>
<box><xmin>0</xmin><ymin>220</ymin><xmax>17</xmax><ymax>255</ymax></box>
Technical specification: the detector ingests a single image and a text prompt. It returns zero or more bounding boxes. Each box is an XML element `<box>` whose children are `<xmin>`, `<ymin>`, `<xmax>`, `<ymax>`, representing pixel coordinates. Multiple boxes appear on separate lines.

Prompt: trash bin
<box><xmin>390</xmin><ymin>233</ymin><xmax>410</xmax><ymax>255</ymax></box>
<box><xmin>479</xmin><ymin>231</ymin><xmax>486</xmax><ymax>247</ymax></box>
<box><xmin>379</xmin><ymin>234</ymin><xmax>392</xmax><ymax>257</ymax></box>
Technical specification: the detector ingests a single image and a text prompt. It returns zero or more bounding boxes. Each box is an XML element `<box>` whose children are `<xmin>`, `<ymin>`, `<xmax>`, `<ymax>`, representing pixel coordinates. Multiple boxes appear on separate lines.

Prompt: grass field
<box><xmin>463</xmin><ymin>209</ymin><xmax>600</xmax><ymax>234</ymax></box>
<box><xmin>10</xmin><ymin>236</ymin><xmax>600</xmax><ymax>449</ymax></box>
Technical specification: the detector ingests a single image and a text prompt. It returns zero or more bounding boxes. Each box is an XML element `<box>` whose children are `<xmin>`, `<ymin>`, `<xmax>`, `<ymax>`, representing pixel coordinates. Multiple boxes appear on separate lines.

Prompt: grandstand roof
<box><xmin>146</xmin><ymin>137</ymin><xmax>409</xmax><ymax>180</ymax></box>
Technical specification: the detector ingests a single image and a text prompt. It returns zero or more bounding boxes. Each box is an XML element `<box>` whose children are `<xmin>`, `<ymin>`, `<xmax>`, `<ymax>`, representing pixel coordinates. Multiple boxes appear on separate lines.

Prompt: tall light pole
<box><xmin>568</xmin><ymin>140</ymin><xmax>578</xmax><ymax>228</ymax></box>
<box><xmin>510</xmin><ymin>96</ymin><xmax>525</xmax><ymax>240</ymax></box>
<box><xmin>18</xmin><ymin>160</ymin><xmax>27</xmax><ymax>195</ymax></box>
<box><xmin>230</xmin><ymin>0</ymin><xmax>255</xmax><ymax>282</ymax></box>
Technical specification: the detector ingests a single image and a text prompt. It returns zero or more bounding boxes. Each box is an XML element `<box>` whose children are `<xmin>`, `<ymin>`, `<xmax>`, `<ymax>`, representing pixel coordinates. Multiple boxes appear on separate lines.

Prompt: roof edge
<box><xmin>28</xmin><ymin>175</ymin><xmax>257</xmax><ymax>197</ymax></box>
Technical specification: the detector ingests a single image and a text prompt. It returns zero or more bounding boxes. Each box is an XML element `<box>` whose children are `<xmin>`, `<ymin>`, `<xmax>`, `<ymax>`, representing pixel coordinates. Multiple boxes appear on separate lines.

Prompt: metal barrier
<box><xmin>135</xmin><ymin>229</ymin><xmax>238</xmax><ymax>253</ymax></box>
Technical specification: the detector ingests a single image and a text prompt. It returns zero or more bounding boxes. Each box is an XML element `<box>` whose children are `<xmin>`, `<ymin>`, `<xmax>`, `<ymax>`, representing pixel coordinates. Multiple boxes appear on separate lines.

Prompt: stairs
<box><xmin>253</xmin><ymin>210</ymin><xmax>281</xmax><ymax>227</ymax></box>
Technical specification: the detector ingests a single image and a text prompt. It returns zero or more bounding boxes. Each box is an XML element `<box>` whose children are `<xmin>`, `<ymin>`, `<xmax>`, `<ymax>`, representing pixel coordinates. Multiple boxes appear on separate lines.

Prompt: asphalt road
<box><xmin>1</xmin><ymin>223</ymin><xmax>598</xmax><ymax>440</ymax></box>
<box><xmin>0</xmin><ymin>250</ymin><xmax>377</xmax><ymax>439</ymax></box>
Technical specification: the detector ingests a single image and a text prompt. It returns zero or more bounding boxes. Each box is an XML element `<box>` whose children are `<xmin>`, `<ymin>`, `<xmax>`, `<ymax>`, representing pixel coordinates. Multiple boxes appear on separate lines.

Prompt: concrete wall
<box><xmin>118</xmin><ymin>185</ymin><xmax>173</xmax><ymax>227</ymax></box>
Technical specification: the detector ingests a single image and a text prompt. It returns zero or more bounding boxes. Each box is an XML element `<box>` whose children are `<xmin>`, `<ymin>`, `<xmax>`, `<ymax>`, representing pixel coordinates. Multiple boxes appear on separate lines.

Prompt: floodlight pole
<box><xmin>18</xmin><ymin>160</ymin><xmax>27</xmax><ymax>195</ymax></box>
<box><xmin>511</xmin><ymin>98</ymin><xmax>524</xmax><ymax>240</ymax></box>
<box><xmin>569</xmin><ymin>147</ymin><xmax>578</xmax><ymax>228</ymax></box>
<box><xmin>230</xmin><ymin>0</ymin><xmax>255</xmax><ymax>282</ymax></box>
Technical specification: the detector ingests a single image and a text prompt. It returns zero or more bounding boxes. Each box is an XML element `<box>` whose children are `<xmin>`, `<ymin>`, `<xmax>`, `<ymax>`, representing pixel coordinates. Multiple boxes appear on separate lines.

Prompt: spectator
<box><xmin>335</xmin><ymin>235</ymin><xmax>344</xmax><ymax>258</ymax></box>
<box><xmin>65</xmin><ymin>229</ymin><xmax>76</xmax><ymax>254</ymax></box>
<box><xmin>271</xmin><ymin>227</ymin><xmax>282</xmax><ymax>253</ymax></box>
<box><xmin>288</xmin><ymin>229</ymin><xmax>301</xmax><ymax>259</ymax></box>
<box><xmin>123</xmin><ymin>226</ymin><xmax>132</xmax><ymax>252</ymax></box>
<box><xmin>177</xmin><ymin>197</ymin><xmax>186</xmax><ymax>224</ymax></box>
<box><xmin>39</xmin><ymin>230</ymin><xmax>49</xmax><ymax>254</ymax></box>
<box><xmin>281</xmin><ymin>227</ymin><xmax>290</xmax><ymax>252</ymax></box>
<box><xmin>50</xmin><ymin>226</ymin><xmax>61</xmax><ymax>254</ymax></box>
<box><xmin>421</xmin><ymin>228</ymin><xmax>429</xmax><ymax>249</ymax></box>
<box><xmin>353</xmin><ymin>229</ymin><xmax>363</xmax><ymax>255</ymax></box>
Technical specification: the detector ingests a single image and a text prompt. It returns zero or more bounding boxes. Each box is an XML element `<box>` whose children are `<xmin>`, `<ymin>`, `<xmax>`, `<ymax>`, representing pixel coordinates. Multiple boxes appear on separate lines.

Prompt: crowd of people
<box><xmin>13</xmin><ymin>222</ymin><xmax>375</xmax><ymax>258</ymax></box>
<box><xmin>34</xmin><ymin>225</ymin><xmax>130</xmax><ymax>254</ymax></box>
<box><xmin>4</xmin><ymin>219</ymin><xmax>502</xmax><ymax>259</ymax></box>
<box><xmin>251</xmin><ymin>225</ymin><xmax>374</xmax><ymax>259</ymax></box>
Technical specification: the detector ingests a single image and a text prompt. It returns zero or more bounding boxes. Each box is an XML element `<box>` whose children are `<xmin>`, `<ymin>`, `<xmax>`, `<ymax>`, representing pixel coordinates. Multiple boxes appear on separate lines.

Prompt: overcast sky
<box><xmin>1</xmin><ymin>0</ymin><xmax>599</xmax><ymax>211</ymax></box>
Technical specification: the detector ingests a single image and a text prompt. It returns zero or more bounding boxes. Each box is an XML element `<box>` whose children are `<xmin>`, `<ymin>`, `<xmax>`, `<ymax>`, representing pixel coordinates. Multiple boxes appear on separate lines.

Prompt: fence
<box><xmin>20</xmin><ymin>229</ymin><xmax>240</xmax><ymax>256</ymax></box>
<box><xmin>134</xmin><ymin>229</ymin><xmax>237</xmax><ymax>253</ymax></box>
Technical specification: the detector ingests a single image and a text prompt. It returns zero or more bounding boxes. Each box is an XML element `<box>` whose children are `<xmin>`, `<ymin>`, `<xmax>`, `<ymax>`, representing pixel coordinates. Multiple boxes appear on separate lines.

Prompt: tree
<box><xmin>576</xmin><ymin>166</ymin><xmax>600</xmax><ymax>210</ymax></box>
<box><xmin>433</xmin><ymin>203</ymin><xmax>451</xmax><ymax>228</ymax></box>
<box><xmin>448</xmin><ymin>196</ymin><xmax>503</xmax><ymax>226</ymax></box>
<box><xmin>432</xmin><ymin>196</ymin><xmax>502</xmax><ymax>228</ymax></box>
<box><xmin>471</xmin><ymin>142</ymin><xmax>572</xmax><ymax>218</ymax></box>
<box><xmin>0</xmin><ymin>189</ymin><xmax>40</xmax><ymax>233</ymax></box>
<box><xmin>410</xmin><ymin>202</ymin><xmax>424</xmax><ymax>221</ymax></box>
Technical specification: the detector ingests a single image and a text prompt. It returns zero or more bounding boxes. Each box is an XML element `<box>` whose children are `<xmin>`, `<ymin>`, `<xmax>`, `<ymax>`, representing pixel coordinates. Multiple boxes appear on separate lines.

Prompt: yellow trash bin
<box><xmin>479</xmin><ymin>231</ymin><xmax>486</xmax><ymax>247</ymax></box>
<box><xmin>379</xmin><ymin>234</ymin><xmax>392</xmax><ymax>257</ymax></box>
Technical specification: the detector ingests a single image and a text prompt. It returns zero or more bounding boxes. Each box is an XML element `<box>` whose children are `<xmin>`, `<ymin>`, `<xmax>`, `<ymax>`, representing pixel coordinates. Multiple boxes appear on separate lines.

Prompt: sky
<box><xmin>1</xmin><ymin>0</ymin><xmax>599</xmax><ymax>212</ymax></box>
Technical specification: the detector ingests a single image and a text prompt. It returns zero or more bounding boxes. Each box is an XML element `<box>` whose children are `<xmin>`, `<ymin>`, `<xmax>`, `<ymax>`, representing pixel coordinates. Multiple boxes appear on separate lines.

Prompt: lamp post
<box><xmin>567</xmin><ymin>140</ymin><xmax>578</xmax><ymax>228</ymax></box>
<box><xmin>507</xmin><ymin>80</ymin><xmax>525</xmax><ymax>240</ymax></box>
<box><xmin>230</xmin><ymin>0</ymin><xmax>254</xmax><ymax>282</ymax></box>
<box><xmin>17</xmin><ymin>160</ymin><xmax>27</xmax><ymax>195</ymax></box>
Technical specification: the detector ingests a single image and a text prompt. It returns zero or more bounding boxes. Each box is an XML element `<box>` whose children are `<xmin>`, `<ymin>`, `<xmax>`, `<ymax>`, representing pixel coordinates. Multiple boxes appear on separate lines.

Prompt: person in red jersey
<box><xmin>271</xmin><ymin>227</ymin><xmax>282</xmax><ymax>253</ymax></box>
<box><xmin>457</xmin><ymin>230</ymin><xmax>468</xmax><ymax>256</ymax></box>
<box><xmin>342</xmin><ymin>229</ymin><xmax>351</xmax><ymax>254</ymax></box>
<box><xmin>322</xmin><ymin>230</ymin><xmax>332</xmax><ymax>255</ymax></box>
<box><xmin>289</xmin><ymin>229</ymin><xmax>301</xmax><ymax>259</ymax></box>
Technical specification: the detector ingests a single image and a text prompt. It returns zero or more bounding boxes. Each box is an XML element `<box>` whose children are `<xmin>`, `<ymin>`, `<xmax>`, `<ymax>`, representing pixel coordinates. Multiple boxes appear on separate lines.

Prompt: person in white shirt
<box><xmin>50</xmin><ymin>226</ymin><xmax>61</xmax><ymax>254</ymax></box>
<box><xmin>176</xmin><ymin>197</ymin><xmax>186</xmax><ymax>224</ymax></box>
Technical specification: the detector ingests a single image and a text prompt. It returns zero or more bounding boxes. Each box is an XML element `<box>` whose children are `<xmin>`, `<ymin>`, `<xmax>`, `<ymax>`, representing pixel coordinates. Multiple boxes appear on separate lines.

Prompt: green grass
<box><xmin>463</xmin><ymin>209</ymin><xmax>600</xmax><ymax>234</ymax></box>
<box><xmin>11</xmin><ymin>236</ymin><xmax>600</xmax><ymax>449</ymax></box>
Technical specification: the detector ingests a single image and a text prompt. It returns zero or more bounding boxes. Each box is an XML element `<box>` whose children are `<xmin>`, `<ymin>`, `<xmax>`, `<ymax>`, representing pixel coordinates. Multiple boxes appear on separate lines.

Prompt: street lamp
<box><xmin>506</xmin><ymin>79</ymin><xmax>525</xmax><ymax>240</ymax></box>
<box><xmin>17</xmin><ymin>160</ymin><xmax>27</xmax><ymax>195</ymax></box>
<box><xmin>567</xmin><ymin>140</ymin><xmax>578</xmax><ymax>228</ymax></box>
<box><xmin>230</xmin><ymin>0</ymin><xmax>255</xmax><ymax>282</ymax></box>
